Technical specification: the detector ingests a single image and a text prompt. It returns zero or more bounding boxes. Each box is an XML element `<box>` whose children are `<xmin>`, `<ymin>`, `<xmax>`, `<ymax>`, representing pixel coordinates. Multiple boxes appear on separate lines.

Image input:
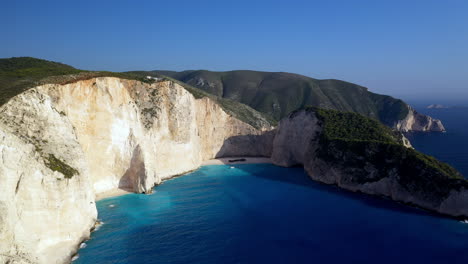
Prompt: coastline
<box><xmin>95</xmin><ymin>157</ymin><xmax>272</xmax><ymax>201</ymax></box>
<box><xmin>202</xmin><ymin>157</ymin><xmax>272</xmax><ymax>165</ymax></box>
<box><xmin>95</xmin><ymin>188</ymin><xmax>132</xmax><ymax>201</ymax></box>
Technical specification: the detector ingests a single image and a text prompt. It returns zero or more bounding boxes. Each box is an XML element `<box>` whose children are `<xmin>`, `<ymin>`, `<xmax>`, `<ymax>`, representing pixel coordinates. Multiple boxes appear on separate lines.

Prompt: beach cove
<box><xmin>76</xmin><ymin>164</ymin><xmax>468</xmax><ymax>264</ymax></box>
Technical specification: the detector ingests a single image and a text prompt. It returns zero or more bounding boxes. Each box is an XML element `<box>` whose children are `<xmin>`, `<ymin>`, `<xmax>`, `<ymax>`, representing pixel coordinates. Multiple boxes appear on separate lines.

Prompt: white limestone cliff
<box><xmin>396</xmin><ymin>106</ymin><xmax>445</xmax><ymax>132</ymax></box>
<box><xmin>0</xmin><ymin>77</ymin><xmax>462</xmax><ymax>264</ymax></box>
<box><xmin>0</xmin><ymin>89</ymin><xmax>97</xmax><ymax>264</ymax></box>
<box><xmin>0</xmin><ymin>78</ymin><xmax>272</xmax><ymax>264</ymax></box>
<box><xmin>271</xmin><ymin>109</ymin><xmax>468</xmax><ymax>218</ymax></box>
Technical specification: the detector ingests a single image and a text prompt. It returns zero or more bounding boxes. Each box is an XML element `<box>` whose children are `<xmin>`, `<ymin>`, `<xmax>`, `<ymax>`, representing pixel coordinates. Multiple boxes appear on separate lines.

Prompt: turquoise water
<box><xmin>75</xmin><ymin>164</ymin><xmax>468</xmax><ymax>264</ymax></box>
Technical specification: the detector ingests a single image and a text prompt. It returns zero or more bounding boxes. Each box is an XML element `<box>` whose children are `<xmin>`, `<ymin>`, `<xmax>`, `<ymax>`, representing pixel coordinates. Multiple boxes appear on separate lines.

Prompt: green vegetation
<box><xmin>0</xmin><ymin>57</ymin><xmax>274</xmax><ymax>129</ymax></box>
<box><xmin>0</xmin><ymin>57</ymin><xmax>154</xmax><ymax>106</ymax></box>
<box><xmin>44</xmin><ymin>154</ymin><xmax>79</xmax><ymax>179</ymax></box>
<box><xmin>0</xmin><ymin>57</ymin><xmax>82</xmax><ymax>105</ymax></box>
<box><xmin>308</xmin><ymin>107</ymin><xmax>466</xmax><ymax>202</ymax></box>
<box><xmin>143</xmin><ymin>70</ymin><xmax>410</xmax><ymax>126</ymax></box>
<box><xmin>1</xmin><ymin>58</ymin><xmax>410</xmax><ymax>129</ymax></box>
<box><xmin>1</xmin><ymin>57</ymin><xmax>464</xmax><ymax>202</ymax></box>
<box><xmin>128</xmin><ymin>72</ymin><xmax>276</xmax><ymax>129</ymax></box>
<box><xmin>310</xmin><ymin>107</ymin><xmax>397</xmax><ymax>143</ymax></box>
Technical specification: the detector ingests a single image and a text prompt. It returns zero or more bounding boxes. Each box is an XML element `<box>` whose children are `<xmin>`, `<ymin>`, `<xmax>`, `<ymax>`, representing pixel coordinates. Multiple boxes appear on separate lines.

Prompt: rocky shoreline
<box><xmin>0</xmin><ymin>77</ymin><xmax>273</xmax><ymax>264</ymax></box>
<box><xmin>1</xmin><ymin>77</ymin><xmax>465</xmax><ymax>264</ymax></box>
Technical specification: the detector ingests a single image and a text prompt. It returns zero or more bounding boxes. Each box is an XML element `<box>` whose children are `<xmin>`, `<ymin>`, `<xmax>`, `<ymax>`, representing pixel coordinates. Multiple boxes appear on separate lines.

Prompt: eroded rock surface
<box><xmin>0</xmin><ymin>78</ymin><xmax>272</xmax><ymax>264</ymax></box>
<box><xmin>0</xmin><ymin>77</ymin><xmax>463</xmax><ymax>264</ymax></box>
<box><xmin>396</xmin><ymin>106</ymin><xmax>445</xmax><ymax>132</ymax></box>
<box><xmin>271</xmin><ymin>109</ymin><xmax>467</xmax><ymax>218</ymax></box>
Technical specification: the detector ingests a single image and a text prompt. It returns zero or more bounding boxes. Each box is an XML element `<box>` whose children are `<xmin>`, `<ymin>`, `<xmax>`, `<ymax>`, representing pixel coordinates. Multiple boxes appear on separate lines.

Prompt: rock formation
<box><xmin>146</xmin><ymin>70</ymin><xmax>446</xmax><ymax>132</ymax></box>
<box><xmin>395</xmin><ymin>106</ymin><xmax>445</xmax><ymax>132</ymax></box>
<box><xmin>0</xmin><ymin>77</ymin><xmax>464</xmax><ymax>264</ymax></box>
<box><xmin>271</xmin><ymin>109</ymin><xmax>467</xmax><ymax>218</ymax></box>
<box><xmin>0</xmin><ymin>78</ymin><xmax>272</xmax><ymax>264</ymax></box>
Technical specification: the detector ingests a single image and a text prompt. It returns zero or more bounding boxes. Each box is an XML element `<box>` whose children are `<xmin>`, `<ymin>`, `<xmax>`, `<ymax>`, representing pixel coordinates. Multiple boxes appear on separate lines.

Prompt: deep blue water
<box><xmin>75</xmin><ymin>106</ymin><xmax>468</xmax><ymax>264</ymax></box>
<box><xmin>75</xmin><ymin>164</ymin><xmax>468</xmax><ymax>264</ymax></box>
<box><xmin>406</xmin><ymin>107</ymin><xmax>468</xmax><ymax>177</ymax></box>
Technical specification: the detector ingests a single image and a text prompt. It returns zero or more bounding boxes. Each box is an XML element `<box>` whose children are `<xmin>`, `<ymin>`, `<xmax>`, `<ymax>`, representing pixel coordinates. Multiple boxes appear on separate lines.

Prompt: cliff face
<box><xmin>147</xmin><ymin>70</ymin><xmax>446</xmax><ymax>132</ymax></box>
<box><xmin>0</xmin><ymin>76</ymin><xmax>461</xmax><ymax>264</ymax></box>
<box><xmin>396</xmin><ymin>106</ymin><xmax>445</xmax><ymax>132</ymax></box>
<box><xmin>0</xmin><ymin>78</ymin><xmax>272</xmax><ymax>264</ymax></box>
<box><xmin>271</xmin><ymin>109</ymin><xmax>467</xmax><ymax>218</ymax></box>
<box><xmin>0</xmin><ymin>89</ymin><xmax>97</xmax><ymax>264</ymax></box>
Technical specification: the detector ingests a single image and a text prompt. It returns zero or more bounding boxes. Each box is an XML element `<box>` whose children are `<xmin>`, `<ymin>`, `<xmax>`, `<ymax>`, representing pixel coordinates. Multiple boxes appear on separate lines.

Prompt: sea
<box><xmin>74</xmin><ymin>106</ymin><xmax>468</xmax><ymax>264</ymax></box>
<box><xmin>405</xmin><ymin>106</ymin><xmax>468</xmax><ymax>177</ymax></box>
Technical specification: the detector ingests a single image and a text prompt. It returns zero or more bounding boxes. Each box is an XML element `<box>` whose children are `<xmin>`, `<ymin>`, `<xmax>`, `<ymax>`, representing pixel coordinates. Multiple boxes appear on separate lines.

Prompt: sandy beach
<box><xmin>95</xmin><ymin>157</ymin><xmax>272</xmax><ymax>201</ymax></box>
<box><xmin>95</xmin><ymin>188</ymin><xmax>132</xmax><ymax>201</ymax></box>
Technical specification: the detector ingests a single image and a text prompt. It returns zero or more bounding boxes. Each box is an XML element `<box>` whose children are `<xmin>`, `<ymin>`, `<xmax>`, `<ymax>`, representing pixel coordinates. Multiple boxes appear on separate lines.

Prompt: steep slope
<box><xmin>0</xmin><ymin>77</ymin><xmax>273</xmax><ymax>264</ymax></box>
<box><xmin>0</xmin><ymin>57</ymin><xmax>463</xmax><ymax>264</ymax></box>
<box><xmin>271</xmin><ymin>108</ymin><xmax>467</xmax><ymax>217</ymax></box>
<box><xmin>0</xmin><ymin>57</ymin><xmax>154</xmax><ymax>107</ymax></box>
<box><xmin>395</xmin><ymin>106</ymin><xmax>446</xmax><ymax>132</ymax></box>
<box><xmin>0</xmin><ymin>57</ymin><xmax>82</xmax><ymax>106</ymax></box>
<box><xmin>144</xmin><ymin>70</ymin><xmax>445</xmax><ymax>131</ymax></box>
<box><xmin>0</xmin><ymin>58</ymin><xmax>273</xmax><ymax>130</ymax></box>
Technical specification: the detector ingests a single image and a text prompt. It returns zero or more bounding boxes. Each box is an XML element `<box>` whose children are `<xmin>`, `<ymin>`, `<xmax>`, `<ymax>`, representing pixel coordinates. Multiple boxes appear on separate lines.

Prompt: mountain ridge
<box><xmin>0</xmin><ymin>57</ymin><xmax>273</xmax><ymax>129</ymax></box>
<box><xmin>0</xmin><ymin>57</ymin><xmax>465</xmax><ymax>264</ymax></box>
<box><xmin>137</xmin><ymin>69</ymin><xmax>444</xmax><ymax>132</ymax></box>
<box><xmin>0</xmin><ymin>57</ymin><xmax>446</xmax><ymax>132</ymax></box>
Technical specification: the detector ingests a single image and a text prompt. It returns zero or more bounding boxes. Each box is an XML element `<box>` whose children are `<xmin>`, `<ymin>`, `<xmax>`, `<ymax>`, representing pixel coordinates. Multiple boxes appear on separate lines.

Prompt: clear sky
<box><xmin>2</xmin><ymin>0</ymin><xmax>467</xmax><ymax>102</ymax></box>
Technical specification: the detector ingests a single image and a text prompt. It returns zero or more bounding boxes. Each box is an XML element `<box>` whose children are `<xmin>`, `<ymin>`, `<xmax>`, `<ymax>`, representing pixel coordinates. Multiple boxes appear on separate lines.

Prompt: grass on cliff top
<box><xmin>409</xmin><ymin>149</ymin><xmax>463</xmax><ymax>180</ymax></box>
<box><xmin>0</xmin><ymin>57</ymin><xmax>155</xmax><ymax>106</ymax></box>
<box><xmin>147</xmin><ymin>69</ymin><xmax>410</xmax><ymax>126</ymax></box>
<box><xmin>304</xmin><ymin>106</ymin><xmax>398</xmax><ymax>144</ymax></box>
<box><xmin>128</xmin><ymin>71</ymin><xmax>276</xmax><ymax>129</ymax></box>
<box><xmin>167</xmin><ymin>76</ymin><xmax>277</xmax><ymax>129</ymax></box>
<box><xmin>0</xmin><ymin>57</ymin><xmax>82</xmax><ymax>105</ymax></box>
<box><xmin>0</xmin><ymin>57</ymin><xmax>274</xmax><ymax>129</ymax></box>
<box><xmin>306</xmin><ymin>107</ymin><xmax>463</xmax><ymax>181</ymax></box>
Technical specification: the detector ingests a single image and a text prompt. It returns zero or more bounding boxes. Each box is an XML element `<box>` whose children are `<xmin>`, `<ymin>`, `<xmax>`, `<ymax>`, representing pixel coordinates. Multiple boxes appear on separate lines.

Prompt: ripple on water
<box><xmin>75</xmin><ymin>164</ymin><xmax>468</xmax><ymax>264</ymax></box>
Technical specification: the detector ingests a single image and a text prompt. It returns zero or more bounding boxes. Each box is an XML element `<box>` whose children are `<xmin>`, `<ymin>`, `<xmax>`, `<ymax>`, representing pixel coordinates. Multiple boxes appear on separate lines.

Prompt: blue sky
<box><xmin>2</xmin><ymin>0</ymin><xmax>467</xmax><ymax>102</ymax></box>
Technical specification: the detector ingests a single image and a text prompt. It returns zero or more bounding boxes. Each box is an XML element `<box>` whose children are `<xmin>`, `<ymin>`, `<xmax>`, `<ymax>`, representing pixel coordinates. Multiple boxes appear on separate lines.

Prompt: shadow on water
<box><xmin>82</xmin><ymin>161</ymin><xmax>468</xmax><ymax>264</ymax></box>
<box><xmin>75</xmin><ymin>127</ymin><xmax>468</xmax><ymax>264</ymax></box>
<box><xmin>232</xmin><ymin>163</ymin><xmax>444</xmax><ymax>220</ymax></box>
<box><xmin>213</xmin><ymin>133</ymin><xmax>449</xmax><ymax>220</ymax></box>
<box><xmin>113</xmin><ymin>163</ymin><xmax>463</xmax><ymax>264</ymax></box>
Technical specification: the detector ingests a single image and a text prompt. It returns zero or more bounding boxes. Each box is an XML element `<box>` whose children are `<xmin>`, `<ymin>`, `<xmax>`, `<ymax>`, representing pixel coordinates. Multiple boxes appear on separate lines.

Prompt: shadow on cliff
<box><xmin>119</xmin><ymin>145</ymin><xmax>146</xmax><ymax>193</ymax></box>
<box><xmin>214</xmin><ymin>131</ymin><xmax>275</xmax><ymax>158</ymax></box>
<box><xmin>215</xmin><ymin>134</ymin><xmax>443</xmax><ymax>220</ymax></box>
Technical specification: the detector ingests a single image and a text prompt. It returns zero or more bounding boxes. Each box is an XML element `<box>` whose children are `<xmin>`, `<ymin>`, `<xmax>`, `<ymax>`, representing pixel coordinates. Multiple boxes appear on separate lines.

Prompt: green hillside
<box><xmin>143</xmin><ymin>70</ymin><xmax>409</xmax><ymax>126</ymax></box>
<box><xmin>0</xmin><ymin>57</ymin><xmax>273</xmax><ymax>129</ymax></box>
<box><xmin>0</xmin><ymin>57</ymin><xmax>83</xmax><ymax>105</ymax></box>
<box><xmin>0</xmin><ymin>57</ymin><xmax>174</xmax><ymax>107</ymax></box>
<box><xmin>306</xmin><ymin>107</ymin><xmax>466</xmax><ymax>202</ymax></box>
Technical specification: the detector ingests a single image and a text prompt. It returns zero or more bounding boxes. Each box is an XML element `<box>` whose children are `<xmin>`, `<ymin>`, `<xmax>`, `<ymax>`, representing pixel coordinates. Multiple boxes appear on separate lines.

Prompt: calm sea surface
<box><xmin>406</xmin><ymin>107</ymin><xmax>468</xmax><ymax>177</ymax></box>
<box><xmin>75</xmin><ymin>107</ymin><xmax>468</xmax><ymax>264</ymax></box>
